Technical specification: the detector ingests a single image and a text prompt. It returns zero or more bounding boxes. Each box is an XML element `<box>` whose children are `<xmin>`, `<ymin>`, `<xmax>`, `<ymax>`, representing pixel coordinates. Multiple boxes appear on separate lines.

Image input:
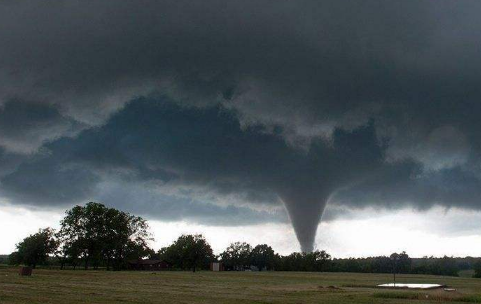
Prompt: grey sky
<box><xmin>1</xmin><ymin>0</ymin><xmax>481</xmax><ymax>251</ymax></box>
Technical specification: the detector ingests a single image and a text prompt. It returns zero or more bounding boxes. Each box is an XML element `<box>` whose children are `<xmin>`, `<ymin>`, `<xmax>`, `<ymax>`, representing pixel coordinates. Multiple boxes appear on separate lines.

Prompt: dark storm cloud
<box><xmin>94</xmin><ymin>180</ymin><xmax>284</xmax><ymax>226</ymax></box>
<box><xmin>1</xmin><ymin>0</ymin><xmax>480</xmax><ymax>153</ymax></box>
<box><xmin>2</xmin><ymin>0</ymin><xmax>481</xmax><ymax>251</ymax></box>
<box><xmin>0</xmin><ymin>100</ymin><xmax>83</xmax><ymax>153</ymax></box>
<box><xmin>0</xmin><ymin>148</ymin><xmax>26</xmax><ymax>178</ymax></box>
<box><xmin>1</xmin><ymin>99</ymin><xmax>382</xmax><ymax>204</ymax></box>
<box><xmin>332</xmin><ymin>162</ymin><xmax>481</xmax><ymax>211</ymax></box>
<box><xmin>1</xmin><ymin>98</ymin><xmax>385</xmax><ymax>251</ymax></box>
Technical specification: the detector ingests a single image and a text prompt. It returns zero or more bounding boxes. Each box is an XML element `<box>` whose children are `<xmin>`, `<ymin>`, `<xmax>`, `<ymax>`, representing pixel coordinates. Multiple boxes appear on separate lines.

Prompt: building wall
<box><xmin>210</xmin><ymin>262</ymin><xmax>224</xmax><ymax>271</ymax></box>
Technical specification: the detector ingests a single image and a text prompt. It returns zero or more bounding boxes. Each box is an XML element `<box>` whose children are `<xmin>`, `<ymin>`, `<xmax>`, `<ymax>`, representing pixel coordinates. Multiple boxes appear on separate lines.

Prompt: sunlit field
<box><xmin>1</xmin><ymin>267</ymin><xmax>481</xmax><ymax>304</ymax></box>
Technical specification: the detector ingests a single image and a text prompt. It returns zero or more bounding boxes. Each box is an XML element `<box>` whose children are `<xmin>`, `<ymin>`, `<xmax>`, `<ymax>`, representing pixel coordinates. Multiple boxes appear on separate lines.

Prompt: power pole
<box><xmin>393</xmin><ymin>259</ymin><xmax>396</xmax><ymax>287</ymax></box>
<box><xmin>391</xmin><ymin>253</ymin><xmax>399</xmax><ymax>287</ymax></box>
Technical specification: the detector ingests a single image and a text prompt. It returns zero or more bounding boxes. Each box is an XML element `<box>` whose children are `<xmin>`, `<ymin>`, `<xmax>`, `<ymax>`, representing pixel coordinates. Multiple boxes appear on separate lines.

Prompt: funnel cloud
<box><xmin>2</xmin><ymin>0</ymin><xmax>481</xmax><ymax>251</ymax></box>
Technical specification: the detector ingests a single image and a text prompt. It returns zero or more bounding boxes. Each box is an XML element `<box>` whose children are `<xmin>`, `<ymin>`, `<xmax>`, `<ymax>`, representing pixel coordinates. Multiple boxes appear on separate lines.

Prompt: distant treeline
<box><xmin>5</xmin><ymin>202</ymin><xmax>481</xmax><ymax>278</ymax></box>
<box><xmin>213</xmin><ymin>244</ymin><xmax>481</xmax><ymax>278</ymax></box>
<box><xmin>0</xmin><ymin>255</ymin><xmax>8</xmax><ymax>264</ymax></box>
<box><xmin>328</xmin><ymin>255</ymin><xmax>476</xmax><ymax>277</ymax></box>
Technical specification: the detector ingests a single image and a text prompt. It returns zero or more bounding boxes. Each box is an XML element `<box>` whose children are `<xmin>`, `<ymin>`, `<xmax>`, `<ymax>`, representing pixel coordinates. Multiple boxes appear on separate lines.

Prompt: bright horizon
<box><xmin>2</xmin><ymin>203</ymin><xmax>480</xmax><ymax>258</ymax></box>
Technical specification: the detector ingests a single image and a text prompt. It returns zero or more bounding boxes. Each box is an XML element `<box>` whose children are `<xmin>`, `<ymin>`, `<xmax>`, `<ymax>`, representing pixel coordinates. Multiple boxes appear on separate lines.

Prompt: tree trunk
<box><xmin>115</xmin><ymin>248</ymin><xmax>123</xmax><ymax>271</ymax></box>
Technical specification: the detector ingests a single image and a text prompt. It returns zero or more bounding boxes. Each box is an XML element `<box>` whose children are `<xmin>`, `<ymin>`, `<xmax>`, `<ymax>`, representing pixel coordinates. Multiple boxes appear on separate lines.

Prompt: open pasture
<box><xmin>1</xmin><ymin>267</ymin><xmax>481</xmax><ymax>304</ymax></box>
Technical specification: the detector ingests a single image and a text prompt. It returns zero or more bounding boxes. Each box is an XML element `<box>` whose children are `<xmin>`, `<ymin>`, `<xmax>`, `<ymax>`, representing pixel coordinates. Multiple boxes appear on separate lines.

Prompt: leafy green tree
<box><xmin>308</xmin><ymin>250</ymin><xmax>331</xmax><ymax>271</ymax></box>
<box><xmin>15</xmin><ymin>228</ymin><xmax>58</xmax><ymax>268</ymax></box>
<box><xmin>279</xmin><ymin>250</ymin><xmax>331</xmax><ymax>272</ymax></box>
<box><xmin>390</xmin><ymin>252</ymin><xmax>401</xmax><ymax>276</ymax></box>
<box><xmin>160</xmin><ymin>234</ymin><xmax>214</xmax><ymax>272</ymax></box>
<box><xmin>158</xmin><ymin>246</ymin><xmax>176</xmax><ymax>266</ymax></box>
<box><xmin>57</xmin><ymin>203</ymin><xmax>106</xmax><ymax>269</ymax></box>
<box><xmin>104</xmin><ymin>208</ymin><xmax>152</xmax><ymax>270</ymax></box>
<box><xmin>250</xmin><ymin>244</ymin><xmax>275</xmax><ymax>271</ymax></box>
<box><xmin>432</xmin><ymin>256</ymin><xmax>459</xmax><ymax>276</ymax></box>
<box><xmin>473</xmin><ymin>260</ymin><xmax>481</xmax><ymax>278</ymax></box>
<box><xmin>411</xmin><ymin>256</ymin><xmax>459</xmax><ymax>276</ymax></box>
<box><xmin>57</xmin><ymin>202</ymin><xmax>152</xmax><ymax>270</ymax></box>
<box><xmin>397</xmin><ymin>251</ymin><xmax>412</xmax><ymax>273</ymax></box>
<box><xmin>281</xmin><ymin>252</ymin><xmax>304</xmax><ymax>271</ymax></box>
<box><xmin>220</xmin><ymin>242</ymin><xmax>252</xmax><ymax>270</ymax></box>
<box><xmin>56</xmin><ymin>237</ymin><xmax>82</xmax><ymax>270</ymax></box>
<box><xmin>8</xmin><ymin>251</ymin><xmax>20</xmax><ymax>265</ymax></box>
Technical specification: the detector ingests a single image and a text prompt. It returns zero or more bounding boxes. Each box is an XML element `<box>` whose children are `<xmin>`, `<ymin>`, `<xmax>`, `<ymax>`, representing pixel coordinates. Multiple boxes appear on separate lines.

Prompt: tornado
<box><xmin>277</xmin><ymin>182</ymin><xmax>332</xmax><ymax>253</ymax></box>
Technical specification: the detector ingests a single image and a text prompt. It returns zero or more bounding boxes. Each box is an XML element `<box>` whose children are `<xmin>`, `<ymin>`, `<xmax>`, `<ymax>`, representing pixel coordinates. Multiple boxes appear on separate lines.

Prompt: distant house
<box><xmin>128</xmin><ymin>259</ymin><xmax>171</xmax><ymax>271</ymax></box>
<box><xmin>210</xmin><ymin>262</ymin><xmax>224</xmax><ymax>271</ymax></box>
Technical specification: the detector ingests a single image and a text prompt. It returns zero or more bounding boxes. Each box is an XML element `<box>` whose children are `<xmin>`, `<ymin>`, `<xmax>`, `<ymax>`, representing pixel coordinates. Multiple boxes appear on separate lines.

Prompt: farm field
<box><xmin>1</xmin><ymin>267</ymin><xmax>481</xmax><ymax>304</ymax></box>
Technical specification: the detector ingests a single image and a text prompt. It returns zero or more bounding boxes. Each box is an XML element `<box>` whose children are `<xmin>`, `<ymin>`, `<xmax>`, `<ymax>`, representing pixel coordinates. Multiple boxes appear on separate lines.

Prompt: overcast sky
<box><xmin>1</xmin><ymin>0</ymin><xmax>481</xmax><ymax>255</ymax></box>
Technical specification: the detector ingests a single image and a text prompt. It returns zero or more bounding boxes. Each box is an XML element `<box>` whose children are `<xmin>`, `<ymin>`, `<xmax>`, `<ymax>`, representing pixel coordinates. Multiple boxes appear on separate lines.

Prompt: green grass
<box><xmin>0</xmin><ymin>267</ymin><xmax>480</xmax><ymax>303</ymax></box>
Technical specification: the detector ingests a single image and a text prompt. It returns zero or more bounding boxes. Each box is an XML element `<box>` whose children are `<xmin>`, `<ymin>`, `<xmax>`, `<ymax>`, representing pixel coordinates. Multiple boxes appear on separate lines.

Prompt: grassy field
<box><xmin>1</xmin><ymin>267</ymin><xmax>481</xmax><ymax>304</ymax></box>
